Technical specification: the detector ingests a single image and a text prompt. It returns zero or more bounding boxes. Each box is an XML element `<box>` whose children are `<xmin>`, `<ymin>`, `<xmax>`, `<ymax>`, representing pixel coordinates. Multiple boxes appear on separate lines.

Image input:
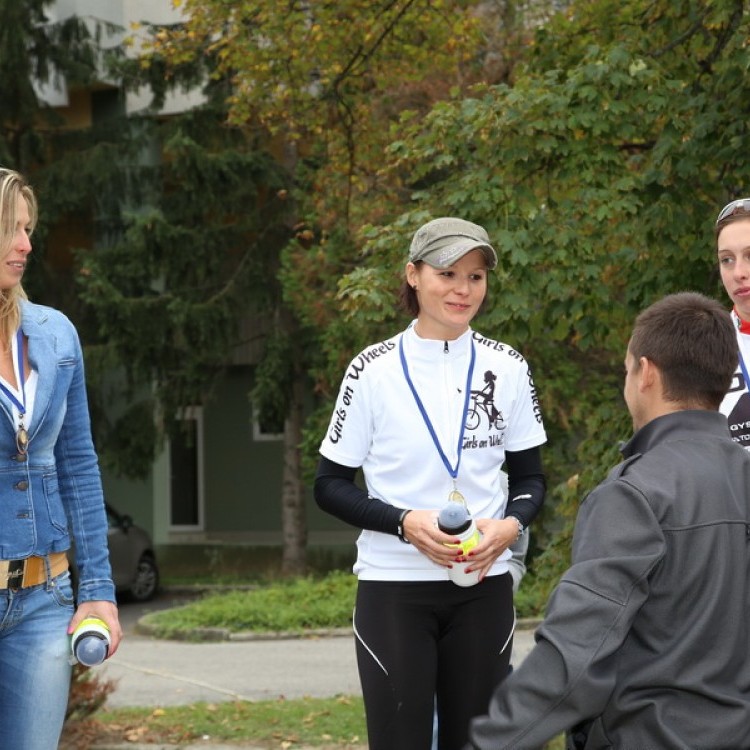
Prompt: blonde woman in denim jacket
<box><xmin>0</xmin><ymin>168</ymin><xmax>122</xmax><ymax>750</ymax></box>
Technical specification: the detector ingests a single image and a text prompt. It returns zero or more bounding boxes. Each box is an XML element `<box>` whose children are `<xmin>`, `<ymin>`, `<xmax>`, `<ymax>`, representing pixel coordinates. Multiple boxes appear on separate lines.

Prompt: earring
<box><xmin>412</xmin><ymin>285</ymin><xmax>418</xmax><ymax>291</ymax></box>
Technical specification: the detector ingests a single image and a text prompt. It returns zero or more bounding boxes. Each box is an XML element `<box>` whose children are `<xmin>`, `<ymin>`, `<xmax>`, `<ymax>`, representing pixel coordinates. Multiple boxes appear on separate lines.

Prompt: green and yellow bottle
<box><xmin>438</xmin><ymin>501</ymin><xmax>481</xmax><ymax>587</ymax></box>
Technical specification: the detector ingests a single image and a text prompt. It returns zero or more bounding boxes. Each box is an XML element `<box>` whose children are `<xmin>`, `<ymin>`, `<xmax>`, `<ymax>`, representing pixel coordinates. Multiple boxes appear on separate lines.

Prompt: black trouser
<box><xmin>354</xmin><ymin>574</ymin><xmax>514</xmax><ymax>750</ymax></box>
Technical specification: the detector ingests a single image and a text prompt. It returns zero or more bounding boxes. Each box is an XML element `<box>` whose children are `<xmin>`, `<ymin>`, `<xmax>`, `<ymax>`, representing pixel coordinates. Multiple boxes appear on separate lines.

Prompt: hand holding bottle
<box><xmin>70</xmin><ymin>617</ymin><xmax>111</xmax><ymax>666</ymax></box>
<box><xmin>438</xmin><ymin>501</ymin><xmax>482</xmax><ymax>587</ymax></box>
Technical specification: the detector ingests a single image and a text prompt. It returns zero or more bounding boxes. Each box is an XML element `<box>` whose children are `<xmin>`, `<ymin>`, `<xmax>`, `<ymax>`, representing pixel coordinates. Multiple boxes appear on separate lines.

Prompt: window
<box><xmin>169</xmin><ymin>407</ymin><xmax>204</xmax><ymax>530</ymax></box>
<box><xmin>252</xmin><ymin>408</ymin><xmax>284</xmax><ymax>442</ymax></box>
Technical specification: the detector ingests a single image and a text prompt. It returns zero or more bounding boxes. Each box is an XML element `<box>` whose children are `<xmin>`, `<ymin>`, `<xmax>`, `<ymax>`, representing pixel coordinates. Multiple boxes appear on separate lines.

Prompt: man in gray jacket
<box><xmin>466</xmin><ymin>291</ymin><xmax>750</xmax><ymax>750</ymax></box>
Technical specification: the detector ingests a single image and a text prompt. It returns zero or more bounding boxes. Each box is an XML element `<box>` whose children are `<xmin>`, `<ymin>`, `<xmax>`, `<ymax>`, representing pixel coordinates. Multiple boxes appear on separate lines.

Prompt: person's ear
<box><xmin>405</xmin><ymin>262</ymin><xmax>419</xmax><ymax>289</ymax></box>
<box><xmin>638</xmin><ymin>357</ymin><xmax>659</xmax><ymax>392</ymax></box>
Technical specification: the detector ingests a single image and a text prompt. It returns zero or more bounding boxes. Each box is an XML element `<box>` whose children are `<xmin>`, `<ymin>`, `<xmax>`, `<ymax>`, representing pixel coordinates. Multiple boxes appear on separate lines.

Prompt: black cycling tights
<box><xmin>354</xmin><ymin>574</ymin><xmax>514</xmax><ymax>750</ymax></box>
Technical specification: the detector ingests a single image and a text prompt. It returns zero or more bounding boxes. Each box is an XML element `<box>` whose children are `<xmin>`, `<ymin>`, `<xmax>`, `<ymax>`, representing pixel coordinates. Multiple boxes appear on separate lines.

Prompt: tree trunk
<box><xmin>280</xmin><ymin>366</ymin><xmax>307</xmax><ymax>575</ymax></box>
<box><xmin>277</xmin><ymin>131</ymin><xmax>307</xmax><ymax>576</ymax></box>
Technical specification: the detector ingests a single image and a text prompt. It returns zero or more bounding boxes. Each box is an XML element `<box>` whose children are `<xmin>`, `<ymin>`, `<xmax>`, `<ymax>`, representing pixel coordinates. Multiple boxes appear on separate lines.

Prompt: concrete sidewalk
<box><xmin>98</xmin><ymin>626</ymin><xmax>536</xmax><ymax>709</ymax></box>
<box><xmin>98</xmin><ymin>630</ymin><xmax>363</xmax><ymax>707</ymax></box>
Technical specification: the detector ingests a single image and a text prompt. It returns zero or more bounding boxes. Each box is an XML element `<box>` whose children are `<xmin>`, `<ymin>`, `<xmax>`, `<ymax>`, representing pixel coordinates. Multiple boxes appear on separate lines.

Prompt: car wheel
<box><xmin>126</xmin><ymin>553</ymin><xmax>160</xmax><ymax>602</ymax></box>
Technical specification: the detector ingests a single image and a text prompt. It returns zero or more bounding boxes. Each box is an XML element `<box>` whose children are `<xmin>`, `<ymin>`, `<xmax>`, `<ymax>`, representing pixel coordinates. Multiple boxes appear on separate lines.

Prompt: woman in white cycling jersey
<box><xmin>315</xmin><ymin>216</ymin><xmax>547</xmax><ymax>750</ymax></box>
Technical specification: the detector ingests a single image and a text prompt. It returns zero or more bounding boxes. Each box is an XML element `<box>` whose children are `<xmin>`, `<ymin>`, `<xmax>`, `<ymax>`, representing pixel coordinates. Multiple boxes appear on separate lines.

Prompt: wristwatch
<box><xmin>397</xmin><ymin>509</ymin><xmax>412</xmax><ymax>544</ymax></box>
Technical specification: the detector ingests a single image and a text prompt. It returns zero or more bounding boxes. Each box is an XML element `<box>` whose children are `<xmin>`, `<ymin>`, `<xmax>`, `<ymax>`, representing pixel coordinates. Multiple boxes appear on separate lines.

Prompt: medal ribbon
<box><xmin>399</xmin><ymin>333</ymin><xmax>476</xmax><ymax>481</ymax></box>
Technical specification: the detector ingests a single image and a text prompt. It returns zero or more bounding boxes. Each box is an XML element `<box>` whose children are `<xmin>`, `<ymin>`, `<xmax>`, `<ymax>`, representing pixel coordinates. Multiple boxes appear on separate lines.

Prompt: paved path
<box><xmin>99</xmin><ymin>632</ymin><xmax>362</xmax><ymax>706</ymax></box>
<box><xmin>98</xmin><ymin>624</ymin><xmax>537</xmax><ymax>708</ymax></box>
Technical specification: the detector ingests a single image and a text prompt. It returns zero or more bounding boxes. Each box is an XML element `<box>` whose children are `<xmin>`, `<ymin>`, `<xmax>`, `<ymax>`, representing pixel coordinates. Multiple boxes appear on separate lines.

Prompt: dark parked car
<box><xmin>68</xmin><ymin>503</ymin><xmax>160</xmax><ymax>603</ymax></box>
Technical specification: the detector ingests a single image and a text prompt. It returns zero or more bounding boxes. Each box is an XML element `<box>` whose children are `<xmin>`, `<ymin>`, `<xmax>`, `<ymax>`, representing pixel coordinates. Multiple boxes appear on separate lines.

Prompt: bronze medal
<box><xmin>16</xmin><ymin>424</ymin><xmax>28</xmax><ymax>454</ymax></box>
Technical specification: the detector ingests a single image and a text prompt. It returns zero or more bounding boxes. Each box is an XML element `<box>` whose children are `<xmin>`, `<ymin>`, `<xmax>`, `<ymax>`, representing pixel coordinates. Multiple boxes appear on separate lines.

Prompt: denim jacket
<box><xmin>0</xmin><ymin>300</ymin><xmax>115</xmax><ymax>603</ymax></box>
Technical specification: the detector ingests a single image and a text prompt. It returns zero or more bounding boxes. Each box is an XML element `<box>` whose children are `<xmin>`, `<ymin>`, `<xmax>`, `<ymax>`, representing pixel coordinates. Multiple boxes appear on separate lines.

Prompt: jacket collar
<box><xmin>19</xmin><ymin>300</ymin><xmax>57</xmax><ymax>434</ymax></box>
<box><xmin>621</xmin><ymin>410</ymin><xmax>731</xmax><ymax>460</ymax></box>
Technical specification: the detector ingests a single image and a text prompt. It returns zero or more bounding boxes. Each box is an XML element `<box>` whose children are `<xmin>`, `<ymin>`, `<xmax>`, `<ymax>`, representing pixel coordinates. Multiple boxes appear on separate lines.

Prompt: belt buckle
<box><xmin>6</xmin><ymin>559</ymin><xmax>25</xmax><ymax>591</ymax></box>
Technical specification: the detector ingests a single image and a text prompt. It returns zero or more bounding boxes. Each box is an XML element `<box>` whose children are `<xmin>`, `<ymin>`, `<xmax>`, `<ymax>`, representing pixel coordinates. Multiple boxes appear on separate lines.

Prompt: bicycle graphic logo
<box><xmin>465</xmin><ymin>370</ymin><xmax>505</xmax><ymax>431</ymax></box>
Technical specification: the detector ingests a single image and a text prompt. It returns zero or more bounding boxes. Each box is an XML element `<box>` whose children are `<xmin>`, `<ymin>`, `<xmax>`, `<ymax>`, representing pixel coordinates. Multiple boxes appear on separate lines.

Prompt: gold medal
<box><xmin>448</xmin><ymin>489</ymin><xmax>466</xmax><ymax>506</ymax></box>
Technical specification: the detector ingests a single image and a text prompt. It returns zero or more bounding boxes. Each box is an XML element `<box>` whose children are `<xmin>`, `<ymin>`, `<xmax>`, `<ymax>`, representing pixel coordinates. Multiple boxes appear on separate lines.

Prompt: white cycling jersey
<box><xmin>319</xmin><ymin>322</ymin><xmax>547</xmax><ymax>581</ymax></box>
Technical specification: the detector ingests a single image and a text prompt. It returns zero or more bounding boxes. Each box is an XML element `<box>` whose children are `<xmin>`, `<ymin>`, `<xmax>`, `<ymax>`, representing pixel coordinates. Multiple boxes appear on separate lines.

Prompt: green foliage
<box><xmin>292</xmin><ymin>0</ymin><xmax>750</xmax><ymax>593</ymax></box>
<box><xmin>141</xmin><ymin>570</ymin><xmax>358</xmax><ymax>638</ymax></box>
<box><xmin>64</xmin><ymin>105</ymin><xmax>292</xmax><ymax>471</ymax></box>
<box><xmin>1</xmin><ymin>2</ymin><xmax>300</xmax><ymax>477</ymax></box>
<box><xmin>153</xmin><ymin>0</ymin><xmax>483</xmax><ymax>137</ymax></box>
<box><xmin>148</xmin><ymin>0</ymin><xmax>750</xmax><ymax>593</ymax></box>
<box><xmin>250</xmin><ymin>329</ymin><xmax>294</xmax><ymax>433</ymax></box>
<box><xmin>150</xmin><ymin>0</ymin><xmax>518</xmax><ymax>414</ymax></box>
<box><xmin>94</xmin><ymin>399</ymin><xmax>159</xmax><ymax>480</ymax></box>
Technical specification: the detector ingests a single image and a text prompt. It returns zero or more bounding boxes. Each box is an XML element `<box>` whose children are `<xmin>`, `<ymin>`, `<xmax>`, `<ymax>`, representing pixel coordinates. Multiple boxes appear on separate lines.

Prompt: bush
<box><xmin>141</xmin><ymin>569</ymin><xmax>358</xmax><ymax>638</ymax></box>
<box><xmin>66</xmin><ymin>663</ymin><xmax>115</xmax><ymax>722</ymax></box>
<box><xmin>61</xmin><ymin>663</ymin><xmax>116</xmax><ymax>748</ymax></box>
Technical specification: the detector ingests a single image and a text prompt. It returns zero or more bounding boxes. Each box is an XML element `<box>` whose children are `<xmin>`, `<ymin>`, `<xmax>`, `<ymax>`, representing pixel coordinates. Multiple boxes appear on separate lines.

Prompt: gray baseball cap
<box><xmin>408</xmin><ymin>217</ymin><xmax>497</xmax><ymax>270</ymax></box>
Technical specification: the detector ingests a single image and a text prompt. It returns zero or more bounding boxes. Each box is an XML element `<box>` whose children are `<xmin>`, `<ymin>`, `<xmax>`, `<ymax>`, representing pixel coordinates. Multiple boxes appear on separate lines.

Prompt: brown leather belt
<box><xmin>0</xmin><ymin>552</ymin><xmax>69</xmax><ymax>590</ymax></box>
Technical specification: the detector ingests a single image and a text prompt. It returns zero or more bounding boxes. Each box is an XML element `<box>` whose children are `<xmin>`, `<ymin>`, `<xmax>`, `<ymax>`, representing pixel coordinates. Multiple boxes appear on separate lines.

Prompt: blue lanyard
<box><xmin>0</xmin><ymin>329</ymin><xmax>26</xmax><ymax>417</ymax></box>
<box><xmin>399</xmin><ymin>333</ymin><xmax>476</xmax><ymax>481</ymax></box>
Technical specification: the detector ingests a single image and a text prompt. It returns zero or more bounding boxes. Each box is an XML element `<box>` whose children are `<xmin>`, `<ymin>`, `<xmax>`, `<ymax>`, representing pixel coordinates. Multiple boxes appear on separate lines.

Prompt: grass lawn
<box><xmin>62</xmin><ymin>695</ymin><xmax>368</xmax><ymax>749</ymax></box>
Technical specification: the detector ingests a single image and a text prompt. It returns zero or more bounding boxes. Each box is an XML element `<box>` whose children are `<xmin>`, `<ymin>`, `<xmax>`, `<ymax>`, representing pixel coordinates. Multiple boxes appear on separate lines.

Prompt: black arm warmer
<box><xmin>504</xmin><ymin>445</ymin><xmax>546</xmax><ymax>529</ymax></box>
<box><xmin>314</xmin><ymin>445</ymin><xmax>545</xmax><ymax>536</ymax></box>
<box><xmin>314</xmin><ymin>456</ymin><xmax>402</xmax><ymax>535</ymax></box>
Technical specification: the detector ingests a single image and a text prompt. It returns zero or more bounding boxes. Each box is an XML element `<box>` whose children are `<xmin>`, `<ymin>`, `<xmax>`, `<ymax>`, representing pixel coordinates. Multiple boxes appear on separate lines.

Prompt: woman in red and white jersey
<box><xmin>716</xmin><ymin>198</ymin><xmax>750</xmax><ymax>450</ymax></box>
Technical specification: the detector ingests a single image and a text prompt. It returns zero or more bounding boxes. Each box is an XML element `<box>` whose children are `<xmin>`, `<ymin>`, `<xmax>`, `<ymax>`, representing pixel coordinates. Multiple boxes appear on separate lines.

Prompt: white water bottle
<box><xmin>438</xmin><ymin>501</ymin><xmax>482</xmax><ymax>587</ymax></box>
<box><xmin>70</xmin><ymin>617</ymin><xmax>111</xmax><ymax>666</ymax></box>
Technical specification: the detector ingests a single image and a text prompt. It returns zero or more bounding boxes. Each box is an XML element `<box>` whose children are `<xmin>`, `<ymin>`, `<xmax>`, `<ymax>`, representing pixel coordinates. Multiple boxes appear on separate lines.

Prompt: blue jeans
<box><xmin>0</xmin><ymin>570</ymin><xmax>75</xmax><ymax>750</ymax></box>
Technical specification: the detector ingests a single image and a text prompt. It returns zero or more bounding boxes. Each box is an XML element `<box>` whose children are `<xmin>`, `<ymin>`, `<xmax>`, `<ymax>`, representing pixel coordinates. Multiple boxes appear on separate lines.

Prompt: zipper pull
<box><xmin>444</xmin><ymin>341</ymin><xmax>449</xmax><ymax>354</ymax></box>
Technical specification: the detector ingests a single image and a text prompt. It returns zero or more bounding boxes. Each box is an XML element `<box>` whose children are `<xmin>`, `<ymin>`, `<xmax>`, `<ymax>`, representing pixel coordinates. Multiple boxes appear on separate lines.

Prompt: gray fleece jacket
<box><xmin>466</xmin><ymin>409</ymin><xmax>750</xmax><ymax>750</ymax></box>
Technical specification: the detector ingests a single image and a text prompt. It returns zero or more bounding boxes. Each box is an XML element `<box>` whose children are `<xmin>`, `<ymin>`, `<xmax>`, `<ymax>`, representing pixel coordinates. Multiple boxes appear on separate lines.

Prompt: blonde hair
<box><xmin>0</xmin><ymin>168</ymin><xmax>33</xmax><ymax>346</ymax></box>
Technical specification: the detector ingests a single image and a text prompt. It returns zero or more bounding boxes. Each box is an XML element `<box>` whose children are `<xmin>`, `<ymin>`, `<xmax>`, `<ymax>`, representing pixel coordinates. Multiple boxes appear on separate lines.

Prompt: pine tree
<box><xmin>0</xmin><ymin>2</ymin><xmax>304</xmax><ymax>571</ymax></box>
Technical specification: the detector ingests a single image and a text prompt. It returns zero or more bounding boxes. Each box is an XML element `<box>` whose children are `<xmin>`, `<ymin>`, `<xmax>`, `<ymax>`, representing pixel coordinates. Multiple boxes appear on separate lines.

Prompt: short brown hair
<box><xmin>629</xmin><ymin>292</ymin><xmax>737</xmax><ymax>410</ymax></box>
